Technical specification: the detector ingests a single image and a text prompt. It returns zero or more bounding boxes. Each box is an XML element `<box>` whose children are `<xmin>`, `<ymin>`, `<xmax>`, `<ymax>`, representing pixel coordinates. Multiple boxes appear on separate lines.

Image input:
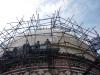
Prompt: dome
<box><xmin>6</xmin><ymin>28</ymin><xmax>96</xmax><ymax>61</ymax></box>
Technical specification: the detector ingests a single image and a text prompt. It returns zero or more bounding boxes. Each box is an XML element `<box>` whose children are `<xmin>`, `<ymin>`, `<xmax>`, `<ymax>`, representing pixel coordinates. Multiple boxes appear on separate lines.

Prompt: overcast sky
<box><xmin>0</xmin><ymin>0</ymin><xmax>100</xmax><ymax>33</ymax></box>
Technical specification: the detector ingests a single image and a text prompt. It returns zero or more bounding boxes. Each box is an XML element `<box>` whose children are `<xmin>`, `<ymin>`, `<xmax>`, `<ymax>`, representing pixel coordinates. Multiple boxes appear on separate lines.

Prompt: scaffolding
<box><xmin>0</xmin><ymin>13</ymin><xmax>100</xmax><ymax>75</ymax></box>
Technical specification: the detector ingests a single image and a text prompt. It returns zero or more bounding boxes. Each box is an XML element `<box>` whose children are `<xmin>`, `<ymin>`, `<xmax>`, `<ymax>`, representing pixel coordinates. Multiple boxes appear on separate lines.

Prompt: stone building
<box><xmin>0</xmin><ymin>15</ymin><xmax>100</xmax><ymax>75</ymax></box>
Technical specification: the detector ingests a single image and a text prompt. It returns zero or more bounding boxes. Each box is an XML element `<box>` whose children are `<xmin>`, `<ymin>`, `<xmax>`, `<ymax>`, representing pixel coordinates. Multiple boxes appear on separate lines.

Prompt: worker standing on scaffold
<box><xmin>35</xmin><ymin>41</ymin><xmax>40</xmax><ymax>49</ymax></box>
<box><xmin>45</xmin><ymin>39</ymin><xmax>51</xmax><ymax>48</ymax></box>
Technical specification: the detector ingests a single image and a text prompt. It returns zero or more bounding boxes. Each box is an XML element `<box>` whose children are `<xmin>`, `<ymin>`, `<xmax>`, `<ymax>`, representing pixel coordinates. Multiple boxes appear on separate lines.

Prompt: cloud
<box><xmin>37</xmin><ymin>0</ymin><xmax>70</xmax><ymax>18</ymax></box>
<box><xmin>0</xmin><ymin>0</ymin><xmax>45</xmax><ymax>30</ymax></box>
<box><xmin>0</xmin><ymin>0</ymin><xmax>70</xmax><ymax>30</ymax></box>
<box><xmin>0</xmin><ymin>0</ymin><xmax>99</xmax><ymax>33</ymax></box>
<box><xmin>60</xmin><ymin>0</ymin><xmax>100</xmax><ymax>33</ymax></box>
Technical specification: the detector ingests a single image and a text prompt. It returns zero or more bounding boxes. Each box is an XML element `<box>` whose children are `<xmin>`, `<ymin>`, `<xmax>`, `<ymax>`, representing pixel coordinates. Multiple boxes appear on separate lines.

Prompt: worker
<box><xmin>45</xmin><ymin>39</ymin><xmax>51</xmax><ymax>45</ymax></box>
<box><xmin>35</xmin><ymin>41</ymin><xmax>40</xmax><ymax>49</ymax></box>
<box><xmin>45</xmin><ymin>39</ymin><xmax>51</xmax><ymax>48</ymax></box>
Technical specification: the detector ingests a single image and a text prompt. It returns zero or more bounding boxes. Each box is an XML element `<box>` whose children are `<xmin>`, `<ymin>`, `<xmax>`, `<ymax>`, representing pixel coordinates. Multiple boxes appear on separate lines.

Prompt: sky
<box><xmin>0</xmin><ymin>0</ymin><xmax>100</xmax><ymax>33</ymax></box>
